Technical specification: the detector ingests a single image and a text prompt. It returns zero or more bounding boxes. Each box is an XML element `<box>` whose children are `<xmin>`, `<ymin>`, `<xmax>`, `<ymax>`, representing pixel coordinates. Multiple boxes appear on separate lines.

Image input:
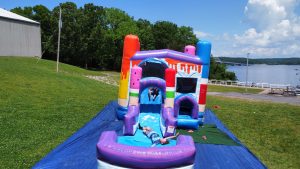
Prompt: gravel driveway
<box><xmin>208</xmin><ymin>92</ymin><xmax>300</xmax><ymax>106</ymax></box>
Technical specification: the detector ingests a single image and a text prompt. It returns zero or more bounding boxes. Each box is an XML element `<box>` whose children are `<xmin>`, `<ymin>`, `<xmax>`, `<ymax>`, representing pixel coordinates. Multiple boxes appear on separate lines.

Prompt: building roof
<box><xmin>0</xmin><ymin>8</ymin><xmax>39</xmax><ymax>24</ymax></box>
<box><xmin>131</xmin><ymin>49</ymin><xmax>205</xmax><ymax>65</ymax></box>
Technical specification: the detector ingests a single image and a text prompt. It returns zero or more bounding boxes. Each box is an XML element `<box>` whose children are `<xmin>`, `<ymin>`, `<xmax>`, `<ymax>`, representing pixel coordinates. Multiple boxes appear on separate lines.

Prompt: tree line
<box><xmin>11</xmin><ymin>2</ymin><xmax>235</xmax><ymax>80</ymax></box>
<box><xmin>218</xmin><ymin>57</ymin><xmax>300</xmax><ymax>65</ymax></box>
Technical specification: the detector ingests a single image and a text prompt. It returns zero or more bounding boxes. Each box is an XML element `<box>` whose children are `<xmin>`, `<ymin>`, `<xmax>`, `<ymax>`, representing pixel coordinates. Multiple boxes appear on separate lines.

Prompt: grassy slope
<box><xmin>207</xmin><ymin>96</ymin><xmax>300</xmax><ymax>169</ymax></box>
<box><xmin>0</xmin><ymin>57</ymin><xmax>117</xmax><ymax>168</ymax></box>
<box><xmin>1</xmin><ymin>57</ymin><xmax>299</xmax><ymax>169</ymax></box>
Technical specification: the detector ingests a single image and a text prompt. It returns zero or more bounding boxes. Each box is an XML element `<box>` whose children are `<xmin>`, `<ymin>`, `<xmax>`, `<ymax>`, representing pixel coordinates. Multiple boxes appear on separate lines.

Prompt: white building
<box><xmin>0</xmin><ymin>8</ymin><xmax>41</xmax><ymax>57</ymax></box>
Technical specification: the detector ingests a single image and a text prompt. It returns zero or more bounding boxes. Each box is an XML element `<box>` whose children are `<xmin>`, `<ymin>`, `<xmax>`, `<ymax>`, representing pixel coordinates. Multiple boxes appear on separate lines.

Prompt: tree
<box><xmin>32</xmin><ymin>5</ymin><xmax>53</xmax><ymax>57</ymax></box>
<box><xmin>77</xmin><ymin>3</ymin><xmax>106</xmax><ymax>68</ymax></box>
<box><xmin>11</xmin><ymin>7</ymin><xmax>33</xmax><ymax>18</ymax></box>
<box><xmin>209</xmin><ymin>56</ymin><xmax>236</xmax><ymax>80</ymax></box>
<box><xmin>136</xmin><ymin>19</ymin><xmax>155</xmax><ymax>50</ymax></box>
<box><xmin>152</xmin><ymin>21</ymin><xmax>178</xmax><ymax>49</ymax></box>
<box><xmin>52</xmin><ymin>2</ymin><xmax>81</xmax><ymax>65</ymax></box>
<box><xmin>175</xmin><ymin>26</ymin><xmax>198</xmax><ymax>51</ymax></box>
<box><xmin>105</xmin><ymin>8</ymin><xmax>139</xmax><ymax>70</ymax></box>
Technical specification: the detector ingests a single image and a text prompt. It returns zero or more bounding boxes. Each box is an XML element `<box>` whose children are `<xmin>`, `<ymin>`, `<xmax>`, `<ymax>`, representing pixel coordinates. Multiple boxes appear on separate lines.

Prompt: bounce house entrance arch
<box><xmin>138</xmin><ymin>58</ymin><xmax>169</xmax><ymax>79</ymax></box>
<box><xmin>179</xmin><ymin>100</ymin><xmax>195</xmax><ymax>115</ymax></box>
<box><xmin>174</xmin><ymin>94</ymin><xmax>199</xmax><ymax>119</ymax></box>
<box><xmin>139</xmin><ymin>77</ymin><xmax>166</xmax><ymax>112</ymax></box>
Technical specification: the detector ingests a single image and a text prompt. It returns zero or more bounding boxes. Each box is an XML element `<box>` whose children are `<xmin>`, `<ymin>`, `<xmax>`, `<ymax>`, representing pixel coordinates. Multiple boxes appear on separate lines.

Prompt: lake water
<box><xmin>227</xmin><ymin>64</ymin><xmax>300</xmax><ymax>86</ymax></box>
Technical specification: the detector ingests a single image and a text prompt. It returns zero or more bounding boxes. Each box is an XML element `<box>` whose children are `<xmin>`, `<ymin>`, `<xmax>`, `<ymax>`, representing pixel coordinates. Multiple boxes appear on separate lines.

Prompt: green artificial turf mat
<box><xmin>178</xmin><ymin>124</ymin><xmax>240</xmax><ymax>146</ymax></box>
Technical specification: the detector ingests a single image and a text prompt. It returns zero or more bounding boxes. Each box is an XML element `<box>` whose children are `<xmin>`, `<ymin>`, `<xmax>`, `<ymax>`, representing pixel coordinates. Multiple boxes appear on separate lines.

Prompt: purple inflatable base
<box><xmin>97</xmin><ymin>159</ymin><xmax>194</xmax><ymax>169</ymax></box>
<box><xmin>97</xmin><ymin>131</ymin><xmax>196</xmax><ymax>169</ymax></box>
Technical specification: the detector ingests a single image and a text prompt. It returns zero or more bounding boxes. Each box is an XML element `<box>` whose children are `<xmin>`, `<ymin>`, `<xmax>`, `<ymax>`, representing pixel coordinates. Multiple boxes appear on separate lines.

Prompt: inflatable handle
<box><xmin>124</xmin><ymin>105</ymin><xmax>139</xmax><ymax>135</ymax></box>
<box><xmin>162</xmin><ymin>107</ymin><xmax>177</xmax><ymax>137</ymax></box>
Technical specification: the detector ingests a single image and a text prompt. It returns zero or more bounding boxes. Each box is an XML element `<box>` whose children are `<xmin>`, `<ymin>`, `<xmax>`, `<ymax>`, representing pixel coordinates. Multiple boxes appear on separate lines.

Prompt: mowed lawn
<box><xmin>0</xmin><ymin>57</ymin><xmax>299</xmax><ymax>169</ymax></box>
<box><xmin>207</xmin><ymin>96</ymin><xmax>300</xmax><ymax>169</ymax></box>
<box><xmin>0</xmin><ymin>57</ymin><xmax>118</xmax><ymax>168</ymax></box>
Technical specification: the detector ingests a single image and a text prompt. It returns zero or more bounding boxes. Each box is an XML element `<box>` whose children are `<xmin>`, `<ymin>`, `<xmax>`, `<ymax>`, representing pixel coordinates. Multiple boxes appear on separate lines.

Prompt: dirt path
<box><xmin>86</xmin><ymin>75</ymin><xmax>119</xmax><ymax>87</ymax></box>
<box><xmin>208</xmin><ymin>92</ymin><xmax>300</xmax><ymax>106</ymax></box>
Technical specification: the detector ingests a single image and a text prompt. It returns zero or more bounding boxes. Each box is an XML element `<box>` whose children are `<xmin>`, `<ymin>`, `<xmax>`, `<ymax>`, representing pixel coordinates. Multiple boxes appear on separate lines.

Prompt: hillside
<box><xmin>0</xmin><ymin>57</ymin><xmax>118</xmax><ymax>168</ymax></box>
<box><xmin>217</xmin><ymin>57</ymin><xmax>300</xmax><ymax>65</ymax></box>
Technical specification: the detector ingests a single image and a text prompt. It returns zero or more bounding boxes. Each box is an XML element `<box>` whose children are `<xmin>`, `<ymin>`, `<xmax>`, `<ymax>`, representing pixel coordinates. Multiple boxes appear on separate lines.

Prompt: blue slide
<box><xmin>119</xmin><ymin>87</ymin><xmax>176</xmax><ymax>147</ymax></box>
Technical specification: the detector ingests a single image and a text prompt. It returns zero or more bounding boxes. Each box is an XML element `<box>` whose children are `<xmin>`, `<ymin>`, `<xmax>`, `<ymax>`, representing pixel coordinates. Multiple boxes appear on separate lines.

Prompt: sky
<box><xmin>1</xmin><ymin>0</ymin><xmax>300</xmax><ymax>58</ymax></box>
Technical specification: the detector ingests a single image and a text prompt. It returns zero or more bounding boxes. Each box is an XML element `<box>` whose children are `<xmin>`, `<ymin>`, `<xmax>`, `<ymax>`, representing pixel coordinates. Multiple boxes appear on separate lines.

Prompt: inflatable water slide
<box><xmin>97</xmin><ymin>35</ymin><xmax>211</xmax><ymax>169</ymax></box>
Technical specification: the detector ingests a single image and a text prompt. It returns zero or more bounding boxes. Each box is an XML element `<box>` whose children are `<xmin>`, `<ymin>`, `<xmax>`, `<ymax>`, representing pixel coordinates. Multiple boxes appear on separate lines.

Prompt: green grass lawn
<box><xmin>0</xmin><ymin>57</ymin><xmax>118</xmax><ymax>168</ymax></box>
<box><xmin>208</xmin><ymin>84</ymin><xmax>264</xmax><ymax>94</ymax></box>
<box><xmin>0</xmin><ymin>57</ymin><xmax>299</xmax><ymax>169</ymax></box>
<box><xmin>207</xmin><ymin>96</ymin><xmax>300</xmax><ymax>169</ymax></box>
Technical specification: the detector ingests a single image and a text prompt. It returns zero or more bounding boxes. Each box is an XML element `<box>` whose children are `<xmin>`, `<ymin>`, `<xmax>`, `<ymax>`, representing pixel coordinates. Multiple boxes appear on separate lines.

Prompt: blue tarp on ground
<box><xmin>33</xmin><ymin>101</ymin><xmax>267</xmax><ymax>169</ymax></box>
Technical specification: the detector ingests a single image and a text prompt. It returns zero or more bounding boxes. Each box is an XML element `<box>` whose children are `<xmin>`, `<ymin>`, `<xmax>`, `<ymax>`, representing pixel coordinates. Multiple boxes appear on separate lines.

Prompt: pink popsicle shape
<box><xmin>130</xmin><ymin>66</ymin><xmax>142</xmax><ymax>89</ymax></box>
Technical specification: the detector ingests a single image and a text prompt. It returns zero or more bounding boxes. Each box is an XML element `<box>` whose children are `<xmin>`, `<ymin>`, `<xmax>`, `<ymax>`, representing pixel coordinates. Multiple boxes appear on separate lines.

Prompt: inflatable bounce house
<box><xmin>97</xmin><ymin>35</ymin><xmax>211</xmax><ymax>169</ymax></box>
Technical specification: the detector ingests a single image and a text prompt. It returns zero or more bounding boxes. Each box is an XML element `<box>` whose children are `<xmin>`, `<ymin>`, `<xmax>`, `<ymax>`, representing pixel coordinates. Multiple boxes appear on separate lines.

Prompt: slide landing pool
<box><xmin>97</xmin><ymin>110</ymin><xmax>196</xmax><ymax>169</ymax></box>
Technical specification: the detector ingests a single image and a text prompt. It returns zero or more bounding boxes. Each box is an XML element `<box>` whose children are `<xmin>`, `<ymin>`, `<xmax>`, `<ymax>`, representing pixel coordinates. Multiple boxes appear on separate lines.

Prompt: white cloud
<box><xmin>244</xmin><ymin>0</ymin><xmax>292</xmax><ymax>30</ymax></box>
<box><xmin>207</xmin><ymin>0</ymin><xmax>300</xmax><ymax>58</ymax></box>
<box><xmin>194</xmin><ymin>31</ymin><xmax>211</xmax><ymax>39</ymax></box>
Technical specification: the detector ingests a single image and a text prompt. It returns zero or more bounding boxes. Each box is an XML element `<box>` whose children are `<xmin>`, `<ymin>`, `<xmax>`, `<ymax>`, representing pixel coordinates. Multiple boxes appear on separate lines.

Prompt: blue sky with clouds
<box><xmin>1</xmin><ymin>0</ymin><xmax>300</xmax><ymax>58</ymax></box>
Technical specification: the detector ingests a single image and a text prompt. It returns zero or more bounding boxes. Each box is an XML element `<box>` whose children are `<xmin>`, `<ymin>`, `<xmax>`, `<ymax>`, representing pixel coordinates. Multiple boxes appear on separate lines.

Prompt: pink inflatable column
<box><xmin>184</xmin><ymin>45</ymin><xmax>196</xmax><ymax>56</ymax></box>
<box><xmin>129</xmin><ymin>66</ymin><xmax>142</xmax><ymax>106</ymax></box>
